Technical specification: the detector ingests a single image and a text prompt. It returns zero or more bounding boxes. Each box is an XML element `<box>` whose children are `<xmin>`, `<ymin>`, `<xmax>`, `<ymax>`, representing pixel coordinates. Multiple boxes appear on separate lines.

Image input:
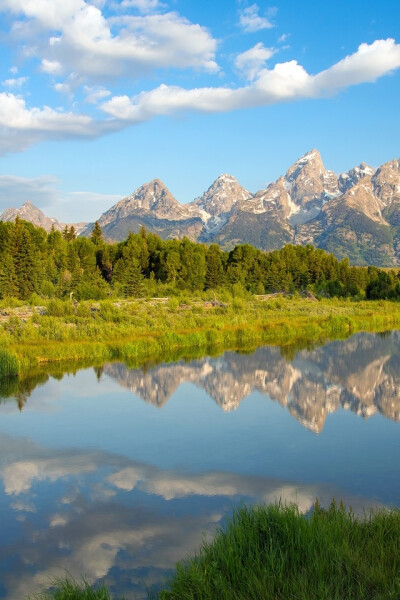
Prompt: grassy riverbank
<box><xmin>1</xmin><ymin>295</ymin><xmax>400</xmax><ymax>380</ymax></box>
<box><xmin>32</xmin><ymin>502</ymin><xmax>400</xmax><ymax>600</ymax></box>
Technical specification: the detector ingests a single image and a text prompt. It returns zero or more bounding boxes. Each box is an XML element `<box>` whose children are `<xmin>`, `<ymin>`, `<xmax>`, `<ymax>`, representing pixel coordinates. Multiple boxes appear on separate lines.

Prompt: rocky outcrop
<box><xmin>0</xmin><ymin>201</ymin><xmax>87</xmax><ymax>234</ymax></box>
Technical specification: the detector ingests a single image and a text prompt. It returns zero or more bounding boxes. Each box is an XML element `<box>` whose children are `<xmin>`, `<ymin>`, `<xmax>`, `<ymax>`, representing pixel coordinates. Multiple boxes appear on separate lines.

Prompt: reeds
<box><xmin>29</xmin><ymin>576</ymin><xmax>116</xmax><ymax>599</ymax></box>
<box><xmin>0</xmin><ymin>349</ymin><xmax>19</xmax><ymax>379</ymax></box>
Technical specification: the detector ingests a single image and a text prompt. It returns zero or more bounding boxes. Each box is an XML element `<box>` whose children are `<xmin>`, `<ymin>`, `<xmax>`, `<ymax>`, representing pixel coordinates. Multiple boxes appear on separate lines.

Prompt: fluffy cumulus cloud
<box><xmin>101</xmin><ymin>39</ymin><xmax>400</xmax><ymax>121</ymax></box>
<box><xmin>238</xmin><ymin>4</ymin><xmax>274</xmax><ymax>33</ymax></box>
<box><xmin>0</xmin><ymin>12</ymin><xmax>399</xmax><ymax>159</ymax></box>
<box><xmin>0</xmin><ymin>91</ymin><xmax>122</xmax><ymax>154</ymax></box>
<box><xmin>0</xmin><ymin>0</ymin><xmax>218</xmax><ymax>80</ymax></box>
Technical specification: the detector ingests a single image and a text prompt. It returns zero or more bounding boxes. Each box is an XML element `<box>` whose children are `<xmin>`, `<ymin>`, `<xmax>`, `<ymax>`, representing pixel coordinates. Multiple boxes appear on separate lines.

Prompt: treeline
<box><xmin>0</xmin><ymin>218</ymin><xmax>399</xmax><ymax>301</ymax></box>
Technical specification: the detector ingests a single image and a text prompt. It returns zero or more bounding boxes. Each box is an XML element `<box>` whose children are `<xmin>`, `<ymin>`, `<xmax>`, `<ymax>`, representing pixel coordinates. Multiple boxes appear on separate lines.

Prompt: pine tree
<box><xmin>124</xmin><ymin>257</ymin><xmax>144</xmax><ymax>297</ymax></box>
<box><xmin>205</xmin><ymin>244</ymin><xmax>224</xmax><ymax>289</ymax></box>
<box><xmin>90</xmin><ymin>221</ymin><xmax>104</xmax><ymax>246</ymax></box>
<box><xmin>12</xmin><ymin>221</ymin><xmax>40</xmax><ymax>299</ymax></box>
<box><xmin>0</xmin><ymin>253</ymin><xmax>18</xmax><ymax>298</ymax></box>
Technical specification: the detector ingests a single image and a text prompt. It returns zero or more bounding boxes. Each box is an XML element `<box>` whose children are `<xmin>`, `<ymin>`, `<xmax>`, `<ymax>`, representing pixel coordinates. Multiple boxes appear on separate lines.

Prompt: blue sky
<box><xmin>0</xmin><ymin>0</ymin><xmax>399</xmax><ymax>222</ymax></box>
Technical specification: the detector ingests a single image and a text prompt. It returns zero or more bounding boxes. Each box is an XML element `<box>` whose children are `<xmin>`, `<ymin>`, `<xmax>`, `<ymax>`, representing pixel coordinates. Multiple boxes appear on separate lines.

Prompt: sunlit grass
<box><xmin>1</xmin><ymin>296</ymin><xmax>400</xmax><ymax>379</ymax></box>
<box><xmin>157</xmin><ymin>502</ymin><xmax>400</xmax><ymax>600</ymax></box>
<box><xmin>31</xmin><ymin>503</ymin><xmax>400</xmax><ymax>600</ymax></box>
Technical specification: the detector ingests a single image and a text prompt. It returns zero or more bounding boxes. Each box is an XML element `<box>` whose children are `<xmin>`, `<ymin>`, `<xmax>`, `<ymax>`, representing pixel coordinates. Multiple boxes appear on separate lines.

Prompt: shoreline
<box><xmin>1</xmin><ymin>296</ymin><xmax>400</xmax><ymax>380</ymax></box>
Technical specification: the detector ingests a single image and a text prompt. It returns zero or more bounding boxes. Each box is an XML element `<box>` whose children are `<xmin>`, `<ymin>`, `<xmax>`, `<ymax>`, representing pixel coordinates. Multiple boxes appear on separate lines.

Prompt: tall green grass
<box><xmin>29</xmin><ymin>577</ymin><xmax>118</xmax><ymax>600</ymax></box>
<box><xmin>1</xmin><ymin>296</ymin><xmax>400</xmax><ymax>380</ymax></box>
<box><xmin>158</xmin><ymin>502</ymin><xmax>400</xmax><ymax>600</ymax></box>
<box><xmin>0</xmin><ymin>349</ymin><xmax>19</xmax><ymax>378</ymax></box>
<box><xmin>30</xmin><ymin>503</ymin><xmax>400</xmax><ymax>600</ymax></box>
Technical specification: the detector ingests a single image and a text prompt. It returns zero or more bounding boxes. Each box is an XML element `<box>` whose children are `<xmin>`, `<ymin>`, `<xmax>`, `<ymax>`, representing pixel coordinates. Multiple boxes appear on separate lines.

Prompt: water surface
<box><xmin>0</xmin><ymin>331</ymin><xmax>399</xmax><ymax>599</ymax></box>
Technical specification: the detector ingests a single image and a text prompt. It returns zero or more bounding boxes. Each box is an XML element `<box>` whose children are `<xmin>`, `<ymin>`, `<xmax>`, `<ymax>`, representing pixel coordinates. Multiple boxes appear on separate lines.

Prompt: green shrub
<box><xmin>40</xmin><ymin>281</ymin><xmax>55</xmax><ymax>298</ymax></box>
<box><xmin>75</xmin><ymin>282</ymin><xmax>108</xmax><ymax>301</ymax></box>
<box><xmin>46</xmin><ymin>299</ymin><xmax>72</xmax><ymax>317</ymax></box>
<box><xmin>28</xmin><ymin>293</ymin><xmax>43</xmax><ymax>306</ymax></box>
<box><xmin>167</xmin><ymin>297</ymin><xmax>179</xmax><ymax>310</ymax></box>
<box><xmin>76</xmin><ymin>303</ymin><xmax>92</xmax><ymax>318</ymax></box>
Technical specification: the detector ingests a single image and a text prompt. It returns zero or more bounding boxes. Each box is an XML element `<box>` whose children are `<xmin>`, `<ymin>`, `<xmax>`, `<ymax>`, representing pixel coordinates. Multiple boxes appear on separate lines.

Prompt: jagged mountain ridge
<box><xmin>84</xmin><ymin>148</ymin><xmax>400</xmax><ymax>265</ymax></box>
<box><xmin>2</xmin><ymin>150</ymin><xmax>400</xmax><ymax>265</ymax></box>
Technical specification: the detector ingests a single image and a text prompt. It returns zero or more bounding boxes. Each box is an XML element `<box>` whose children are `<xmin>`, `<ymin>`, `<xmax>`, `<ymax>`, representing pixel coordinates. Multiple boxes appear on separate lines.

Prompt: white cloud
<box><xmin>40</xmin><ymin>59</ymin><xmax>63</xmax><ymax>75</ymax></box>
<box><xmin>235</xmin><ymin>43</ymin><xmax>276</xmax><ymax>80</ymax></box>
<box><xmin>54</xmin><ymin>82</ymin><xmax>72</xmax><ymax>95</ymax></box>
<box><xmin>84</xmin><ymin>85</ymin><xmax>112</xmax><ymax>104</ymax></box>
<box><xmin>0</xmin><ymin>0</ymin><xmax>218</xmax><ymax>81</ymax></box>
<box><xmin>2</xmin><ymin>76</ymin><xmax>29</xmax><ymax>88</ymax></box>
<box><xmin>238</xmin><ymin>4</ymin><xmax>274</xmax><ymax>33</ymax></box>
<box><xmin>0</xmin><ymin>39</ymin><xmax>398</xmax><ymax>157</ymax></box>
<box><xmin>0</xmin><ymin>92</ymin><xmax>122</xmax><ymax>154</ymax></box>
<box><xmin>313</xmin><ymin>38</ymin><xmax>400</xmax><ymax>91</ymax></box>
<box><xmin>101</xmin><ymin>39</ymin><xmax>400</xmax><ymax>121</ymax></box>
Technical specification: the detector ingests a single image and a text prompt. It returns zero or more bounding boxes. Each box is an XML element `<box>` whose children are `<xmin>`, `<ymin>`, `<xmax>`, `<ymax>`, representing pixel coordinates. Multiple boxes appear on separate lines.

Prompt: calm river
<box><xmin>1</xmin><ymin>331</ymin><xmax>400</xmax><ymax>598</ymax></box>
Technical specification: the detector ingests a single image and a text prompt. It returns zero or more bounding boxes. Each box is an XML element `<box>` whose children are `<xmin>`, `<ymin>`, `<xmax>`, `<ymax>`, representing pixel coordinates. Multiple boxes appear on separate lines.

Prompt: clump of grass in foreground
<box><xmin>29</xmin><ymin>503</ymin><xmax>400</xmax><ymax>600</ymax></box>
<box><xmin>0</xmin><ymin>349</ymin><xmax>19</xmax><ymax>379</ymax></box>
<box><xmin>29</xmin><ymin>576</ymin><xmax>120</xmax><ymax>600</ymax></box>
<box><xmin>157</xmin><ymin>502</ymin><xmax>400</xmax><ymax>600</ymax></box>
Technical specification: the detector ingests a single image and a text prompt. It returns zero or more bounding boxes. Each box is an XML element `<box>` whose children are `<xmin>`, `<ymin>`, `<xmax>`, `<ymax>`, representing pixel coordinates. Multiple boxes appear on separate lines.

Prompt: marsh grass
<box><xmin>29</xmin><ymin>576</ymin><xmax>118</xmax><ymax>600</ymax></box>
<box><xmin>157</xmin><ymin>502</ymin><xmax>400</xmax><ymax>600</ymax></box>
<box><xmin>0</xmin><ymin>349</ymin><xmax>19</xmax><ymax>378</ymax></box>
<box><xmin>1</xmin><ymin>297</ymin><xmax>400</xmax><ymax>380</ymax></box>
<box><xmin>31</xmin><ymin>504</ymin><xmax>400</xmax><ymax>600</ymax></box>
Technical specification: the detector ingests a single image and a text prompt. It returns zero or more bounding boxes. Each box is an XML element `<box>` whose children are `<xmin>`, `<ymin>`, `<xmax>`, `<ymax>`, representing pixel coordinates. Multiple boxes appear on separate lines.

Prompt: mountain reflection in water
<box><xmin>2</xmin><ymin>331</ymin><xmax>400</xmax><ymax>433</ymax></box>
<box><xmin>102</xmin><ymin>330</ymin><xmax>400</xmax><ymax>432</ymax></box>
<box><xmin>0</xmin><ymin>331</ymin><xmax>399</xmax><ymax>599</ymax></box>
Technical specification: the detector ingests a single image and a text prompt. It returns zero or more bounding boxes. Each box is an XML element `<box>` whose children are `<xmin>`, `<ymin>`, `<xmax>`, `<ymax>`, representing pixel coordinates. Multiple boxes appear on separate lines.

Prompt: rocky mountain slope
<box><xmin>84</xmin><ymin>149</ymin><xmax>400</xmax><ymax>265</ymax></box>
<box><xmin>2</xmin><ymin>150</ymin><xmax>400</xmax><ymax>265</ymax></box>
<box><xmin>93</xmin><ymin>178</ymin><xmax>204</xmax><ymax>241</ymax></box>
<box><xmin>0</xmin><ymin>201</ymin><xmax>86</xmax><ymax>234</ymax></box>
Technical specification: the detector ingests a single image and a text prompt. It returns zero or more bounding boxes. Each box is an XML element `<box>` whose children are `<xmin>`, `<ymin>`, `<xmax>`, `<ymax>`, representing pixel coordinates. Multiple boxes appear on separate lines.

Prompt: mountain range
<box><xmin>102</xmin><ymin>331</ymin><xmax>400</xmax><ymax>433</ymax></box>
<box><xmin>1</xmin><ymin>149</ymin><xmax>400</xmax><ymax>266</ymax></box>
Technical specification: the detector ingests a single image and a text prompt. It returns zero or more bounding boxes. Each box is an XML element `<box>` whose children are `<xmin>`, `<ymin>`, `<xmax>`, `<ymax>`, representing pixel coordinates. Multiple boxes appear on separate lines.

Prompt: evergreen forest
<box><xmin>1</xmin><ymin>218</ymin><xmax>399</xmax><ymax>302</ymax></box>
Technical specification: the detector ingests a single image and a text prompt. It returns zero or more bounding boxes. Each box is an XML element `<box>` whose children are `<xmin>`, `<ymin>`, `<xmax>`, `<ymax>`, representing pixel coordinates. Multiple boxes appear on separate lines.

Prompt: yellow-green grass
<box><xmin>1</xmin><ymin>296</ymin><xmax>400</xmax><ymax>380</ymax></box>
